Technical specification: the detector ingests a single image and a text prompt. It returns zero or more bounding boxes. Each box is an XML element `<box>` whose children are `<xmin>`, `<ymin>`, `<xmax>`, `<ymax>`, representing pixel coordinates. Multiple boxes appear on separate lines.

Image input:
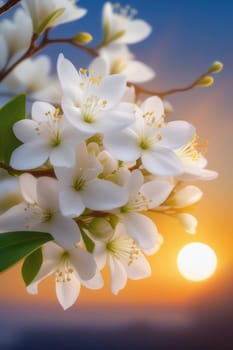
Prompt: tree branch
<box><xmin>132</xmin><ymin>69</ymin><xmax>212</xmax><ymax>98</ymax></box>
<box><xmin>0</xmin><ymin>34</ymin><xmax>98</xmax><ymax>83</ymax></box>
<box><xmin>0</xmin><ymin>162</ymin><xmax>55</xmax><ymax>177</ymax></box>
<box><xmin>0</xmin><ymin>0</ymin><xmax>21</xmax><ymax>15</ymax></box>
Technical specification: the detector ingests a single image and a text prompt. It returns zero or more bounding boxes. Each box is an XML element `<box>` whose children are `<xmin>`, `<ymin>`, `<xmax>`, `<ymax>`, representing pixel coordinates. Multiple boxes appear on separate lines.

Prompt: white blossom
<box><xmin>22</xmin><ymin>0</ymin><xmax>87</xmax><ymax>32</ymax></box>
<box><xmin>5</xmin><ymin>56</ymin><xmax>61</xmax><ymax>103</ymax></box>
<box><xmin>176</xmin><ymin>133</ymin><xmax>218</xmax><ymax>180</ymax></box>
<box><xmin>0</xmin><ymin>174</ymin><xmax>81</xmax><ymax>248</ymax></box>
<box><xmin>0</xmin><ymin>8</ymin><xmax>32</xmax><ymax>62</ymax></box>
<box><xmin>27</xmin><ymin>242</ymin><xmax>103</xmax><ymax>310</ymax></box>
<box><xmin>96</xmin><ymin>44</ymin><xmax>155</xmax><ymax>83</ymax></box>
<box><xmin>104</xmin><ymin>96</ymin><xmax>195</xmax><ymax>176</ymax></box>
<box><xmin>94</xmin><ymin>223</ymin><xmax>151</xmax><ymax>294</ymax></box>
<box><xmin>11</xmin><ymin>101</ymin><xmax>82</xmax><ymax>170</ymax></box>
<box><xmin>54</xmin><ymin>142</ymin><xmax>128</xmax><ymax>218</ymax></box>
<box><xmin>57</xmin><ymin>53</ymin><xmax>135</xmax><ymax>137</ymax></box>
<box><xmin>102</xmin><ymin>2</ymin><xmax>151</xmax><ymax>45</ymax></box>
<box><xmin>113</xmin><ymin>169</ymin><xmax>172</xmax><ymax>249</ymax></box>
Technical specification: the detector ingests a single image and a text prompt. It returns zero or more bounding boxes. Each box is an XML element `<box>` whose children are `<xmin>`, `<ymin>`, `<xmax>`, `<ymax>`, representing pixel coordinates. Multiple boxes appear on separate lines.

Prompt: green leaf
<box><xmin>0</xmin><ymin>231</ymin><xmax>53</xmax><ymax>272</ymax></box>
<box><xmin>80</xmin><ymin>228</ymin><xmax>95</xmax><ymax>253</ymax></box>
<box><xmin>0</xmin><ymin>94</ymin><xmax>25</xmax><ymax>165</ymax></box>
<box><xmin>36</xmin><ymin>8</ymin><xmax>65</xmax><ymax>34</ymax></box>
<box><xmin>22</xmin><ymin>248</ymin><xmax>43</xmax><ymax>286</ymax></box>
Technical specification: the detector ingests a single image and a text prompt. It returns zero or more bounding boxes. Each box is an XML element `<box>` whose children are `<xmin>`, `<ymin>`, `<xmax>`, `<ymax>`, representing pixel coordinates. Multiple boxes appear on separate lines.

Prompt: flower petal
<box><xmin>127</xmin><ymin>169</ymin><xmax>144</xmax><ymax>198</ymax></box>
<box><xmin>62</xmin><ymin>104</ymin><xmax>96</xmax><ymax>135</ymax></box>
<box><xmin>122</xmin><ymin>212</ymin><xmax>159</xmax><ymax>250</ymax></box>
<box><xmin>124</xmin><ymin>61</ymin><xmax>155</xmax><ymax>83</ymax></box>
<box><xmin>159</xmin><ymin>121</ymin><xmax>195</xmax><ymax>149</ymax></box>
<box><xmin>54</xmin><ymin>165</ymin><xmax>76</xmax><ymax>186</ymax></box>
<box><xmin>10</xmin><ymin>141</ymin><xmax>50</xmax><ymax>170</ymax></box>
<box><xmin>121</xmin><ymin>19</ymin><xmax>152</xmax><ymax>44</ymax></box>
<box><xmin>36</xmin><ymin>177</ymin><xmax>60</xmax><ymax>210</ymax></box>
<box><xmin>108</xmin><ymin>255</ymin><xmax>127</xmax><ymax>295</ymax></box>
<box><xmin>40</xmin><ymin>214</ymin><xmax>80</xmax><ymax>249</ymax></box>
<box><xmin>88</xmin><ymin>56</ymin><xmax>109</xmax><ymax>77</ymax></box>
<box><xmin>70</xmin><ymin>246</ymin><xmax>97</xmax><ymax>281</ymax></box>
<box><xmin>27</xmin><ymin>258</ymin><xmax>57</xmax><ymax>295</ymax></box>
<box><xmin>19</xmin><ymin>173</ymin><xmax>37</xmax><ymax>204</ymax></box>
<box><xmin>59</xmin><ymin>189</ymin><xmax>85</xmax><ymax>218</ymax></box>
<box><xmin>82</xmin><ymin>179</ymin><xmax>128</xmax><ymax>210</ymax></box>
<box><xmin>13</xmin><ymin>119</ymin><xmax>38</xmax><ymax>142</ymax></box>
<box><xmin>140</xmin><ymin>180</ymin><xmax>173</xmax><ymax>208</ymax></box>
<box><xmin>104</xmin><ymin>129</ymin><xmax>140</xmax><ymax>162</ymax></box>
<box><xmin>140</xmin><ymin>96</ymin><xmax>164</xmax><ymax>119</ymax></box>
<box><xmin>0</xmin><ymin>203</ymin><xmax>26</xmax><ymax>232</ymax></box>
<box><xmin>124</xmin><ymin>252</ymin><xmax>151</xmax><ymax>280</ymax></box>
<box><xmin>50</xmin><ymin>143</ymin><xmax>75</xmax><ymax>168</ymax></box>
<box><xmin>93</xmin><ymin>241</ymin><xmax>107</xmax><ymax>270</ymax></box>
<box><xmin>81</xmin><ymin>270</ymin><xmax>104</xmax><ymax>290</ymax></box>
<box><xmin>142</xmin><ymin>148</ymin><xmax>183</xmax><ymax>176</ymax></box>
<box><xmin>95</xmin><ymin>104</ymin><xmax>134</xmax><ymax>133</ymax></box>
<box><xmin>90</xmin><ymin>74</ymin><xmax>126</xmax><ymax>109</ymax></box>
<box><xmin>31</xmin><ymin>101</ymin><xmax>56</xmax><ymax>123</ymax></box>
<box><xmin>57</xmin><ymin>53</ymin><xmax>83</xmax><ymax>103</ymax></box>
<box><xmin>56</xmin><ymin>273</ymin><xmax>80</xmax><ymax>310</ymax></box>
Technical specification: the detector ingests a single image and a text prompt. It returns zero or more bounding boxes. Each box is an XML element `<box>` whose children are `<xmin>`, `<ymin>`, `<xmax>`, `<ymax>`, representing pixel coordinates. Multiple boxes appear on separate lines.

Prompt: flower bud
<box><xmin>208</xmin><ymin>61</ymin><xmax>223</xmax><ymax>74</ymax></box>
<box><xmin>176</xmin><ymin>213</ymin><xmax>198</xmax><ymax>234</ymax></box>
<box><xmin>72</xmin><ymin>32</ymin><xmax>93</xmax><ymax>44</ymax></box>
<box><xmin>88</xmin><ymin>218</ymin><xmax>114</xmax><ymax>241</ymax></box>
<box><xmin>195</xmin><ymin>75</ymin><xmax>214</xmax><ymax>87</ymax></box>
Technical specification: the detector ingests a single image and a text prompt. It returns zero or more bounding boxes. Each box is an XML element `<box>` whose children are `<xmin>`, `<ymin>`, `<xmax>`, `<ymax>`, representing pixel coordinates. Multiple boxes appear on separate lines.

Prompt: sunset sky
<box><xmin>0</xmin><ymin>0</ymin><xmax>232</xmax><ymax>348</ymax></box>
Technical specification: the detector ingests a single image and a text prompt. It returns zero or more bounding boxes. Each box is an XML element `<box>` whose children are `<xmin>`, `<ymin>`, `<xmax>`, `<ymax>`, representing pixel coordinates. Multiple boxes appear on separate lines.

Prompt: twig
<box><xmin>0</xmin><ymin>34</ymin><xmax>98</xmax><ymax>83</ymax></box>
<box><xmin>0</xmin><ymin>162</ymin><xmax>55</xmax><ymax>177</ymax></box>
<box><xmin>0</xmin><ymin>0</ymin><xmax>21</xmax><ymax>15</ymax></box>
<box><xmin>132</xmin><ymin>69</ymin><xmax>210</xmax><ymax>98</ymax></box>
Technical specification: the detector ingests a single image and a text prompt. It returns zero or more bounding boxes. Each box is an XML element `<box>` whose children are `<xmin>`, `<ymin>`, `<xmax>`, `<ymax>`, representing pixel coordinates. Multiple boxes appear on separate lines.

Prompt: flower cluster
<box><xmin>0</xmin><ymin>1</ymin><xmax>219</xmax><ymax>310</ymax></box>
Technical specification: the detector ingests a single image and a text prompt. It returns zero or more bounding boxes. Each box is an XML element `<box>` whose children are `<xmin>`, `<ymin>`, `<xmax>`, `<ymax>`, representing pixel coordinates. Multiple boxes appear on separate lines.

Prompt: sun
<box><xmin>177</xmin><ymin>242</ymin><xmax>218</xmax><ymax>282</ymax></box>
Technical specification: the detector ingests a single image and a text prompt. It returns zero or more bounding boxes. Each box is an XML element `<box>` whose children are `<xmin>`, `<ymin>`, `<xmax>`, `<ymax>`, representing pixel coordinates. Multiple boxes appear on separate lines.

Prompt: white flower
<box><xmin>95</xmin><ymin>44</ymin><xmax>155</xmax><ymax>83</ymax></box>
<box><xmin>22</xmin><ymin>0</ymin><xmax>87</xmax><ymax>32</ymax></box>
<box><xmin>176</xmin><ymin>133</ymin><xmax>218</xmax><ymax>181</ymax></box>
<box><xmin>113</xmin><ymin>169</ymin><xmax>172</xmax><ymax>249</ymax></box>
<box><xmin>27</xmin><ymin>242</ymin><xmax>103</xmax><ymax>310</ymax></box>
<box><xmin>5</xmin><ymin>56</ymin><xmax>61</xmax><ymax>103</ymax></box>
<box><xmin>0</xmin><ymin>174</ymin><xmax>81</xmax><ymax>248</ymax></box>
<box><xmin>0</xmin><ymin>8</ymin><xmax>32</xmax><ymax>61</ymax></box>
<box><xmin>104</xmin><ymin>96</ymin><xmax>195</xmax><ymax>176</ymax></box>
<box><xmin>94</xmin><ymin>223</ymin><xmax>151</xmax><ymax>295</ymax></box>
<box><xmin>57</xmin><ymin>54</ymin><xmax>135</xmax><ymax>137</ymax></box>
<box><xmin>54</xmin><ymin>142</ymin><xmax>128</xmax><ymax>218</ymax></box>
<box><xmin>102</xmin><ymin>2</ymin><xmax>151</xmax><ymax>45</ymax></box>
<box><xmin>10</xmin><ymin>101</ymin><xmax>82</xmax><ymax>170</ymax></box>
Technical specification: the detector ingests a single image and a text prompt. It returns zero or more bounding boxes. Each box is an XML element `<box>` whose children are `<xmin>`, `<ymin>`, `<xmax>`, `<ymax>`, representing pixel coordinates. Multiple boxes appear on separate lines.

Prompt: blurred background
<box><xmin>0</xmin><ymin>0</ymin><xmax>232</xmax><ymax>349</ymax></box>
